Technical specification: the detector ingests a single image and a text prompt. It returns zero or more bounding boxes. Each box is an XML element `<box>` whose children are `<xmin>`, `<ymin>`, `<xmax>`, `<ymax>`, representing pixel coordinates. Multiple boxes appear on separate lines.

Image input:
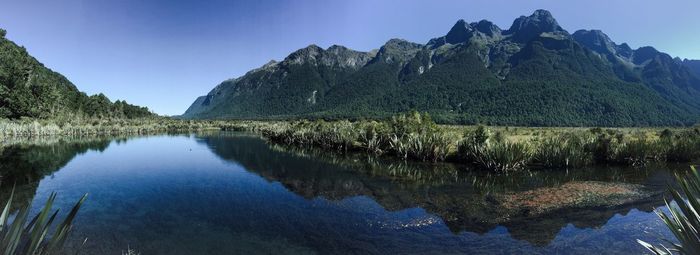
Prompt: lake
<box><xmin>0</xmin><ymin>132</ymin><xmax>678</xmax><ymax>254</ymax></box>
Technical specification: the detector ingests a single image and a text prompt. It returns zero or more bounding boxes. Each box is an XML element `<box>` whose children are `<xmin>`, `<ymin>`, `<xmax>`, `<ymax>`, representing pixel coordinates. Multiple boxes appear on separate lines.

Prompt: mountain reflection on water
<box><xmin>198</xmin><ymin>133</ymin><xmax>675</xmax><ymax>246</ymax></box>
<box><xmin>0</xmin><ymin>132</ymin><xmax>679</xmax><ymax>254</ymax></box>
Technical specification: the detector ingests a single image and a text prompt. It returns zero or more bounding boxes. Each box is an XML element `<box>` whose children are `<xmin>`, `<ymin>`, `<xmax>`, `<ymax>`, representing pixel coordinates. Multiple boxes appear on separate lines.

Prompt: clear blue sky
<box><xmin>1</xmin><ymin>0</ymin><xmax>699</xmax><ymax>116</ymax></box>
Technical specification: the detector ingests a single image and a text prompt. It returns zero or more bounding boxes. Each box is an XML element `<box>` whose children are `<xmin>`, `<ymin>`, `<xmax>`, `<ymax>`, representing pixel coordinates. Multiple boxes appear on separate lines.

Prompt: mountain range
<box><xmin>182</xmin><ymin>10</ymin><xmax>700</xmax><ymax>126</ymax></box>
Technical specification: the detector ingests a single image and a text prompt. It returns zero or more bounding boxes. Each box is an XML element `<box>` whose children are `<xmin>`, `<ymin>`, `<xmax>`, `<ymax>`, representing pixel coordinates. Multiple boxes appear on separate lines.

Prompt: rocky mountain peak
<box><xmin>326</xmin><ymin>44</ymin><xmax>349</xmax><ymax>53</ymax></box>
<box><xmin>322</xmin><ymin>45</ymin><xmax>374</xmax><ymax>69</ymax></box>
<box><xmin>507</xmin><ymin>9</ymin><xmax>567</xmax><ymax>43</ymax></box>
<box><xmin>258</xmin><ymin>60</ymin><xmax>279</xmax><ymax>71</ymax></box>
<box><xmin>445</xmin><ymin>19</ymin><xmax>474</xmax><ymax>44</ymax></box>
<box><xmin>632</xmin><ymin>46</ymin><xmax>660</xmax><ymax>65</ymax></box>
<box><xmin>474</xmin><ymin>20</ymin><xmax>501</xmax><ymax>37</ymax></box>
<box><xmin>375</xmin><ymin>39</ymin><xmax>423</xmax><ymax>64</ymax></box>
<box><xmin>383</xmin><ymin>38</ymin><xmax>421</xmax><ymax>48</ymax></box>
<box><xmin>284</xmin><ymin>44</ymin><xmax>324</xmax><ymax>65</ymax></box>
<box><xmin>572</xmin><ymin>29</ymin><xmax>617</xmax><ymax>55</ymax></box>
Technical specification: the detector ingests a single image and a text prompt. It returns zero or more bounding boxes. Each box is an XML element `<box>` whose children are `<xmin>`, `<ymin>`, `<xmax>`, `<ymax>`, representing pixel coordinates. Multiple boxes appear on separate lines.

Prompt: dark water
<box><xmin>0</xmin><ymin>132</ymin><xmax>681</xmax><ymax>254</ymax></box>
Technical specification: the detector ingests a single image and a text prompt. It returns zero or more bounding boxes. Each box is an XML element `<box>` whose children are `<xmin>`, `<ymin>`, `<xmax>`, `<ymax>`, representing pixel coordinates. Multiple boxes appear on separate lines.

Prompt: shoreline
<box><xmin>3</xmin><ymin>116</ymin><xmax>699</xmax><ymax>172</ymax></box>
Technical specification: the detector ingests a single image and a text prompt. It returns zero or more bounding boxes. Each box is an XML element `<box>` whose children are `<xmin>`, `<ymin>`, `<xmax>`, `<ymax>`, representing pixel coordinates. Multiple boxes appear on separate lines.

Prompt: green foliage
<box><xmin>533</xmin><ymin>133</ymin><xmax>594</xmax><ymax>168</ymax></box>
<box><xmin>184</xmin><ymin>29</ymin><xmax>700</xmax><ymax>126</ymax></box>
<box><xmin>232</xmin><ymin>117</ymin><xmax>700</xmax><ymax>171</ymax></box>
<box><xmin>0</xmin><ymin>118</ymin><xmax>230</xmax><ymax>138</ymax></box>
<box><xmin>463</xmin><ymin>125</ymin><xmax>490</xmax><ymax>146</ymax></box>
<box><xmin>638</xmin><ymin>166</ymin><xmax>700</xmax><ymax>255</ymax></box>
<box><xmin>0</xmin><ymin>188</ymin><xmax>87</xmax><ymax>254</ymax></box>
<box><xmin>610</xmin><ymin>136</ymin><xmax>658</xmax><ymax>167</ymax></box>
<box><xmin>458</xmin><ymin>126</ymin><xmax>532</xmax><ymax>171</ymax></box>
<box><xmin>464</xmin><ymin>141</ymin><xmax>532</xmax><ymax>172</ymax></box>
<box><xmin>261</xmin><ymin>112</ymin><xmax>454</xmax><ymax>162</ymax></box>
<box><xmin>0</xmin><ymin>29</ymin><xmax>153</xmax><ymax>120</ymax></box>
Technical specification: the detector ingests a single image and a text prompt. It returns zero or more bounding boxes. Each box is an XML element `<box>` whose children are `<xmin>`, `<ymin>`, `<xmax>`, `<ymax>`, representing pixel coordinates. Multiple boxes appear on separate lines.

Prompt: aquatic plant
<box><xmin>610</xmin><ymin>136</ymin><xmax>658</xmax><ymax>167</ymax></box>
<box><xmin>0</xmin><ymin>118</ymin><xmax>227</xmax><ymax>138</ymax></box>
<box><xmin>356</xmin><ymin>121</ymin><xmax>386</xmax><ymax>154</ymax></box>
<box><xmin>458</xmin><ymin>127</ymin><xmax>532</xmax><ymax>172</ymax></box>
<box><xmin>638</xmin><ymin>166</ymin><xmax>700</xmax><ymax>255</ymax></box>
<box><xmin>469</xmin><ymin>141</ymin><xmax>532</xmax><ymax>172</ymax></box>
<box><xmin>0</xmin><ymin>189</ymin><xmax>87</xmax><ymax>254</ymax></box>
<box><xmin>388</xmin><ymin>131</ymin><xmax>453</xmax><ymax>162</ymax></box>
<box><xmin>122</xmin><ymin>246</ymin><xmax>140</xmax><ymax>255</ymax></box>
<box><xmin>249</xmin><ymin>115</ymin><xmax>700</xmax><ymax>171</ymax></box>
<box><xmin>661</xmin><ymin>132</ymin><xmax>700</xmax><ymax>162</ymax></box>
<box><xmin>533</xmin><ymin>133</ymin><xmax>594</xmax><ymax>168</ymax></box>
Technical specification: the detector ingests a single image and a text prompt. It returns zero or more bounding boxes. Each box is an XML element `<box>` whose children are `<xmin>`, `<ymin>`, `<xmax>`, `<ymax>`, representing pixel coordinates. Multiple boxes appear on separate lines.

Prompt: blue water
<box><xmin>1</xmin><ymin>132</ymin><xmax>677</xmax><ymax>254</ymax></box>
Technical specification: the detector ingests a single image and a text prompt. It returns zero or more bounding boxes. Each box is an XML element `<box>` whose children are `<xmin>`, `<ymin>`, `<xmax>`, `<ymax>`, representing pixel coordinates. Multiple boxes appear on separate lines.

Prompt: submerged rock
<box><xmin>495</xmin><ymin>181</ymin><xmax>658</xmax><ymax>217</ymax></box>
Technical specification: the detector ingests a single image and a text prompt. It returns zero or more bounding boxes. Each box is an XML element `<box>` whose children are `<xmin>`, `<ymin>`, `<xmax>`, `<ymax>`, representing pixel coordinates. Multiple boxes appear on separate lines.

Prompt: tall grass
<box><xmin>532</xmin><ymin>133</ymin><xmax>594</xmax><ymax>168</ymax></box>
<box><xmin>231</xmin><ymin>116</ymin><xmax>700</xmax><ymax>172</ymax></box>
<box><xmin>638</xmin><ymin>166</ymin><xmax>700</xmax><ymax>254</ymax></box>
<box><xmin>0</xmin><ymin>118</ymin><xmax>226</xmax><ymax>138</ymax></box>
<box><xmin>458</xmin><ymin>126</ymin><xmax>532</xmax><ymax>172</ymax></box>
<box><xmin>1</xmin><ymin>189</ymin><xmax>87</xmax><ymax>254</ymax></box>
<box><xmin>260</xmin><ymin>112</ymin><xmax>456</xmax><ymax>162</ymax></box>
<box><xmin>610</xmin><ymin>136</ymin><xmax>658</xmax><ymax>167</ymax></box>
<box><xmin>9</xmin><ymin>113</ymin><xmax>698</xmax><ymax>172</ymax></box>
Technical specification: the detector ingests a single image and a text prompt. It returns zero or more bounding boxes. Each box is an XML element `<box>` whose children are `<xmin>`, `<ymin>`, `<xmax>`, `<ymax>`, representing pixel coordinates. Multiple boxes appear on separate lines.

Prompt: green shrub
<box><xmin>458</xmin><ymin>126</ymin><xmax>532</xmax><ymax>171</ymax></box>
<box><xmin>533</xmin><ymin>133</ymin><xmax>594</xmax><ymax>168</ymax></box>
<box><xmin>467</xmin><ymin>141</ymin><xmax>532</xmax><ymax>172</ymax></box>
<box><xmin>611</xmin><ymin>139</ymin><xmax>652</xmax><ymax>166</ymax></box>
<box><xmin>356</xmin><ymin>121</ymin><xmax>387</xmax><ymax>154</ymax></box>
<box><xmin>662</xmin><ymin>134</ymin><xmax>700</xmax><ymax>162</ymax></box>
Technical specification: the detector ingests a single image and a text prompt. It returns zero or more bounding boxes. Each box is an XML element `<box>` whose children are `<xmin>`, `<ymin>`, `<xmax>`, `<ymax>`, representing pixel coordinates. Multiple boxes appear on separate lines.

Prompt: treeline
<box><xmin>0</xmin><ymin>28</ymin><xmax>153</xmax><ymax>120</ymax></box>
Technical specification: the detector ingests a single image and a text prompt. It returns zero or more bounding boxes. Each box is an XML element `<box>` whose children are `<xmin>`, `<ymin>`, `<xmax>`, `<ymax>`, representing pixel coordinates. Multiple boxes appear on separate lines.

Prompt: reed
<box><xmin>532</xmin><ymin>133</ymin><xmax>594</xmax><ymax>168</ymax></box>
<box><xmin>610</xmin><ymin>135</ymin><xmax>661</xmax><ymax>167</ymax></box>
<box><xmin>233</xmin><ymin>116</ymin><xmax>700</xmax><ymax>171</ymax></box>
<box><xmin>0</xmin><ymin>118</ymin><xmax>226</xmax><ymax>138</ymax></box>
<box><xmin>458</xmin><ymin>126</ymin><xmax>532</xmax><ymax>172</ymax></box>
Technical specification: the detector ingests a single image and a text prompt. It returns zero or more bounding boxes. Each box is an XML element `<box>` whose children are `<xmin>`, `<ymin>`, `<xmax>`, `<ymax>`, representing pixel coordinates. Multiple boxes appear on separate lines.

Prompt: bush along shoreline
<box><xmin>4</xmin><ymin>112</ymin><xmax>699</xmax><ymax>172</ymax></box>
<box><xmin>224</xmin><ymin>112</ymin><xmax>700</xmax><ymax>172</ymax></box>
<box><xmin>0</xmin><ymin>118</ymin><xmax>234</xmax><ymax>138</ymax></box>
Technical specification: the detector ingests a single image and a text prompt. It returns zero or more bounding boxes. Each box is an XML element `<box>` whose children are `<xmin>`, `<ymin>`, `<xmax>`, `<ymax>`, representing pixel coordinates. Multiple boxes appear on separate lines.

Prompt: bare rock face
<box><xmin>322</xmin><ymin>45</ymin><xmax>375</xmax><ymax>69</ymax></box>
<box><xmin>277</xmin><ymin>44</ymin><xmax>376</xmax><ymax>70</ymax></box>
<box><xmin>284</xmin><ymin>44</ymin><xmax>323</xmax><ymax>65</ymax></box>
<box><xmin>445</xmin><ymin>19</ymin><xmax>474</xmax><ymax>44</ymax></box>
<box><xmin>506</xmin><ymin>9</ymin><xmax>567</xmax><ymax>43</ymax></box>
<box><xmin>373</xmin><ymin>38</ymin><xmax>423</xmax><ymax>65</ymax></box>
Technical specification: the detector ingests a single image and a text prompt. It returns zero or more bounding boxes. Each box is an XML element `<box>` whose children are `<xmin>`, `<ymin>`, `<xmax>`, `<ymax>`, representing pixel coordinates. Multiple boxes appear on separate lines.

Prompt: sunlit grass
<box><xmin>231</xmin><ymin>116</ymin><xmax>700</xmax><ymax>172</ymax></box>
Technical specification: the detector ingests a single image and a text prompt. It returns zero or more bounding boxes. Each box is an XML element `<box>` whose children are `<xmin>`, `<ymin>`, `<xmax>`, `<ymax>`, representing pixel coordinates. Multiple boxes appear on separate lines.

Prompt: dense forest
<box><xmin>183</xmin><ymin>10</ymin><xmax>700</xmax><ymax>127</ymax></box>
<box><xmin>0</xmin><ymin>28</ymin><xmax>153</xmax><ymax>120</ymax></box>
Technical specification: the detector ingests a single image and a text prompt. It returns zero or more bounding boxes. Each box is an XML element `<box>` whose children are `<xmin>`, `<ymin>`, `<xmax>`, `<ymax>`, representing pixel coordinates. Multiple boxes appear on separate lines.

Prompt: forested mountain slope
<box><xmin>0</xmin><ymin>28</ymin><xmax>153</xmax><ymax>119</ymax></box>
<box><xmin>183</xmin><ymin>10</ymin><xmax>700</xmax><ymax>126</ymax></box>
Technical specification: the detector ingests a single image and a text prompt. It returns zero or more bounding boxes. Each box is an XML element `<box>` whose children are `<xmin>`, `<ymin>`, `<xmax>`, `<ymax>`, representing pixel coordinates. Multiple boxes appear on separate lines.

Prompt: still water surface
<box><xmin>0</xmin><ymin>132</ymin><xmax>679</xmax><ymax>254</ymax></box>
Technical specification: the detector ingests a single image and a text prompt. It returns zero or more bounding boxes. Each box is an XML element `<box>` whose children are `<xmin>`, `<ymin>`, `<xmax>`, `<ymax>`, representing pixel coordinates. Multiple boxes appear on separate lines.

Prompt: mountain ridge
<box><xmin>183</xmin><ymin>10</ymin><xmax>700</xmax><ymax>126</ymax></box>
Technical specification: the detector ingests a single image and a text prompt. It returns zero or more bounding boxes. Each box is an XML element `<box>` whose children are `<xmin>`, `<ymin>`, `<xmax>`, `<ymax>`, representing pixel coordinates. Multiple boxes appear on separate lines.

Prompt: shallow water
<box><xmin>0</xmin><ymin>132</ymin><xmax>680</xmax><ymax>254</ymax></box>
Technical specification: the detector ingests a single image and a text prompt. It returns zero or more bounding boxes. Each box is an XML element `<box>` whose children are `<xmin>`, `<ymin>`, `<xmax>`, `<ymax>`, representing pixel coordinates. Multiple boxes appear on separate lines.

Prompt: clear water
<box><xmin>0</xmin><ymin>132</ymin><xmax>680</xmax><ymax>254</ymax></box>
